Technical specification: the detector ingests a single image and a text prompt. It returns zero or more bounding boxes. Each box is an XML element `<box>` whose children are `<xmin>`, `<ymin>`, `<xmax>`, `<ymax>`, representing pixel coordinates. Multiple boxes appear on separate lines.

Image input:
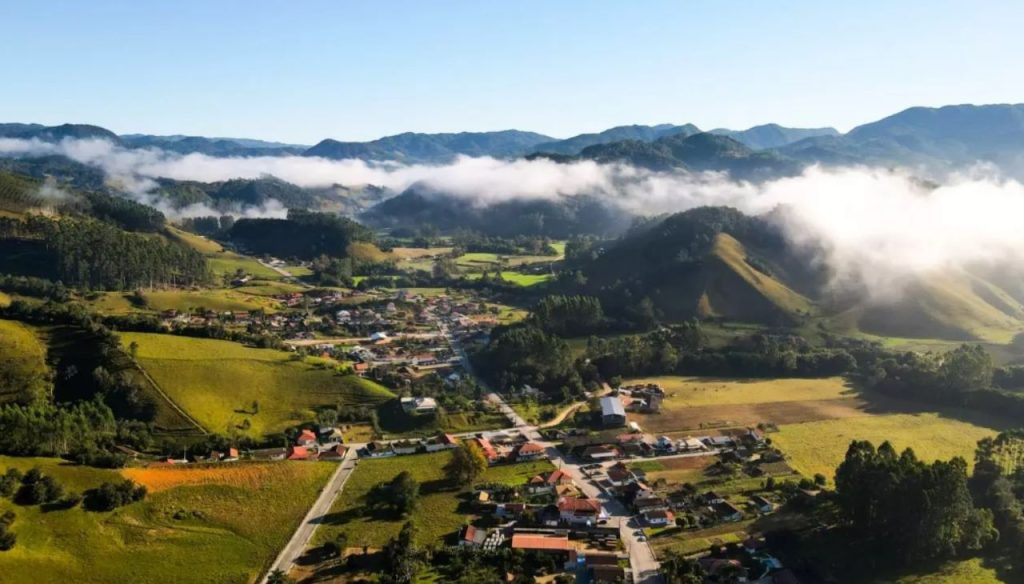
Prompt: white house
<box><xmin>401</xmin><ymin>396</ymin><xmax>438</xmax><ymax>414</ymax></box>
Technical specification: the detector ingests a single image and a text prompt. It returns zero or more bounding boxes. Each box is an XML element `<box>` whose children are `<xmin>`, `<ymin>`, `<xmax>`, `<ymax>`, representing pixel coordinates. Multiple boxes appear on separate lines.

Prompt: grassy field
<box><xmin>209</xmin><ymin>253</ymin><xmax>282</xmax><ymax>280</ymax></box>
<box><xmin>143</xmin><ymin>289</ymin><xmax>282</xmax><ymax>313</ymax></box>
<box><xmin>464</xmin><ymin>271</ymin><xmax>551</xmax><ymax>286</ymax></box>
<box><xmin>233</xmin><ymin>280</ymin><xmax>307</xmax><ymax>297</ymax></box>
<box><xmin>0</xmin><ymin>319</ymin><xmax>50</xmax><ymax>403</ymax></box>
<box><xmin>0</xmin><ymin>456</ymin><xmax>334</xmax><ymax>584</ymax></box>
<box><xmin>887</xmin><ymin>559</ymin><xmax>1003</xmax><ymax>584</ymax></box>
<box><xmin>122</xmin><ymin>333</ymin><xmax>394</xmax><ymax>437</ymax></box>
<box><xmin>313</xmin><ymin>453</ymin><xmax>553</xmax><ymax>548</ymax></box>
<box><xmin>0</xmin><ymin>290</ymin><xmax>11</xmax><ymax>307</ymax></box>
<box><xmin>773</xmin><ymin>412</ymin><xmax>999</xmax><ymax>482</ymax></box>
<box><xmin>625</xmin><ymin>376</ymin><xmax>860</xmax><ymax>434</ymax></box>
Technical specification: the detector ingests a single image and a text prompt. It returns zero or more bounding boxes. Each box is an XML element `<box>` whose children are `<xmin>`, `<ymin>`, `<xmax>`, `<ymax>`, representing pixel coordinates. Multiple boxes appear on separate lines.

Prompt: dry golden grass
<box><xmin>123</xmin><ymin>462</ymin><xmax>279</xmax><ymax>493</ymax></box>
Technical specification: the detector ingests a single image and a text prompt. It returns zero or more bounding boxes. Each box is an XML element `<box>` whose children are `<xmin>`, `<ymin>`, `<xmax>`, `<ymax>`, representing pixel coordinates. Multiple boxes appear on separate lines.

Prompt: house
<box><xmin>472</xmin><ymin>437</ymin><xmax>499</xmax><ymax>462</ymax></box>
<box><xmin>494</xmin><ymin>502</ymin><xmax>527</xmax><ymax>519</ymax></box>
<box><xmin>606</xmin><ymin>462</ymin><xmax>635</xmax><ymax>487</ymax></box>
<box><xmin>526</xmin><ymin>469</ymin><xmax>574</xmax><ymax>494</ymax></box>
<box><xmin>712</xmin><ymin>501</ymin><xmax>744</xmax><ymax>522</ymax></box>
<box><xmin>654</xmin><ymin>435</ymin><xmax>676</xmax><ymax>452</ymax></box>
<box><xmin>296</xmin><ymin>429</ymin><xmax>318</xmax><ymax>447</ymax></box>
<box><xmin>702</xmin><ymin>491</ymin><xmax>726</xmax><ymax>505</ymax></box>
<box><xmin>750</xmin><ymin>494</ymin><xmax>774</xmax><ymax>513</ymax></box>
<box><xmin>423</xmin><ymin>433</ymin><xmax>459</xmax><ymax>452</ymax></box>
<box><xmin>744</xmin><ymin>427</ymin><xmax>767</xmax><ymax>446</ymax></box>
<box><xmin>319</xmin><ymin>445</ymin><xmax>349</xmax><ymax>460</ymax></box>
<box><xmin>400</xmin><ymin>396</ymin><xmax>438</xmax><ymax>414</ymax></box>
<box><xmin>634</xmin><ymin>493</ymin><xmax>669</xmax><ymax>515</ymax></box>
<box><xmin>644</xmin><ymin>509</ymin><xmax>675</xmax><ymax>526</ymax></box>
<box><xmin>222</xmin><ymin>447</ymin><xmax>240</xmax><ymax>461</ymax></box>
<box><xmin>287</xmin><ymin>446</ymin><xmax>313</xmax><ymax>460</ymax></box>
<box><xmin>251</xmin><ymin>447</ymin><xmax>287</xmax><ymax>461</ymax></box>
<box><xmin>587</xmin><ymin>555</ymin><xmax>626</xmax><ymax>584</ymax></box>
<box><xmin>459</xmin><ymin>524</ymin><xmax>489</xmax><ymax>547</ymax></box>
<box><xmin>353</xmin><ymin>362</ymin><xmax>370</xmax><ymax>376</ymax></box>
<box><xmin>557</xmin><ymin>496</ymin><xmax>607</xmax><ymax>525</ymax></box>
<box><xmin>600</xmin><ymin>396</ymin><xmax>627</xmax><ymax>427</ymax></box>
<box><xmin>582</xmin><ymin>444</ymin><xmax>620</xmax><ymax>461</ymax></box>
<box><xmin>516</xmin><ymin>442</ymin><xmax>546</xmax><ymax>461</ymax></box>
<box><xmin>679</xmin><ymin>437</ymin><xmax>707</xmax><ymax>452</ymax></box>
<box><xmin>510</xmin><ymin>533</ymin><xmax>577</xmax><ymax>569</ymax></box>
<box><xmin>704</xmin><ymin>435</ymin><xmax>735</xmax><ymax>449</ymax></box>
<box><xmin>412</xmin><ymin>353</ymin><xmax>437</xmax><ymax>367</ymax></box>
<box><xmin>369</xmin><ymin>332</ymin><xmax>389</xmax><ymax>343</ymax></box>
<box><xmin>364</xmin><ymin>441</ymin><xmax>395</xmax><ymax>458</ymax></box>
<box><xmin>392</xmin><ymin>440</ymin><xmax>419</xmax><ymax>455</ymax></box>
<box><xmin>318</xmin><ymin>425</ymin><xmax>344</xmax><ymax>443</ymax></box>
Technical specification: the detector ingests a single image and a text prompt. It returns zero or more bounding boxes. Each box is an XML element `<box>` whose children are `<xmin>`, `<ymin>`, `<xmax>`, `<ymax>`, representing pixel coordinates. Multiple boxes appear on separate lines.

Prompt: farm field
<box><xmin>772</xmin><ymin>412</ymin><xmax>1000</xmax><ymax>483</ymax></box>
<box><xmin>233</xmin><ymin>280</ymin><xmax>307</xmax><ymax>297</ymax></box>
<box><xmin>0</xmin><ymin>456</ymin><xmax>334</xmax><ymax>584</ymax></box>
<box><xmin>626</xmin><ymin>376</ymin><xmax>854</xmax><ymax>408</ymax></box>
<box><xmin>121</xmin><ymin>333</ymin><xmax>394</xmax><ymax>437</ymax></box>
<box><xmin>313</xmin><ymin>453</ymin><xmax>554</xmax><ymax>548</ymax></box>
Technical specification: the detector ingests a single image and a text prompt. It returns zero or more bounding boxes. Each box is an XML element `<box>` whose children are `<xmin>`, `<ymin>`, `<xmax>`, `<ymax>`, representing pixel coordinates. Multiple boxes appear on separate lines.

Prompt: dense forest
<box><xmin>229</xmin><ymin>209</ymin><xmax>374</xmax><ymax>259</ymax></box>
<box><xmin>0</xmin><ymin>216</ymin><xmax>208</xmax><ymax>290</ymax></box>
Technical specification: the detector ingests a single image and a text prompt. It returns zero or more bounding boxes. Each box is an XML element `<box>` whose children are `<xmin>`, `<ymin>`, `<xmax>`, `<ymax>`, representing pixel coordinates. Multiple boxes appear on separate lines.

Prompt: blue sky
<box><xmin>2</xmin><ymin>0</ymin><xmax>1021</xmax><ymax>144</ymax></box>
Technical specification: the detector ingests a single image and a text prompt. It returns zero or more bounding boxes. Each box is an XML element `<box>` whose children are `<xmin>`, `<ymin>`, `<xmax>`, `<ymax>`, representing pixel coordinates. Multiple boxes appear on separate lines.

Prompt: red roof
<box><xmin>518</xmin><ymin>442</ymin><xmax>545</xmax><ymax>455</ymax></box>
<box><xmin>557</xmin><ymin>496</ymin><xmax>602</xmax><ymax>514</ymax></box>
<box><xmin>473</xmin><ymin>437</ymin><xmax>498</xmax><ymax>459</ymax></box>
<box><xmin>511</xmin><ymin>533</ymin><xmax>573</xmax><ymax>551</ymax></box>
<box><xmin>353</xmin><ymin>363</ymin><xmax>369</xmax><ymax>372</ymax></box>
<box><xmin>441</xmin><ymin>433</ymin><xmax>458</xmax><ymax>445</ymax></box>
<box><xmin>546</xmin><ymin>469</ymin><xmax>572</xmax><ymax>485</ymax></box>
<box><xmin>287</xmin><ymin>446</ymin><xmax>309</xmax><ymax>460</ymax></box>
<box><xmin>226</xmin><ymin>448</ymin><xmax>239</xmax><ymax>458</ymax></box>
<box><xmin>298</xmin><ymin>429</ymin><xmax>317</xmax><ymax>443</ymax></box>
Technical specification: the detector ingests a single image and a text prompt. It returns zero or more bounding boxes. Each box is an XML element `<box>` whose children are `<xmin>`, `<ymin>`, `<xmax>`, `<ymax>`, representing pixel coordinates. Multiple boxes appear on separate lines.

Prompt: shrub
<box><xmin>83</xmin><ymin>479</ymin><xmax>147</xmax><ymax>511</ymax></box>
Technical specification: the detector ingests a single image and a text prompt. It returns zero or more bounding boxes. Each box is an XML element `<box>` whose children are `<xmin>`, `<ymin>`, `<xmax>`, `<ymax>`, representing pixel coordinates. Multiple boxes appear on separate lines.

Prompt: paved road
<box><xmin>257</xmin><ymin>259</ymin><xmax>313</xmax><ymax>289</ymax></box>
<box><xmin>484</xmin><ymin>391</ymin><xmax>663</xmax><ymax>584</ymax></box>
<box><xmin>283</xmin><ymin>332</ymin><xmax>444</xmax><ymax>346</ymax></box>
<box><xmin>262</xmin><ymin>447</ymin><xmax>360</xmax><ymax>582</ymax></box>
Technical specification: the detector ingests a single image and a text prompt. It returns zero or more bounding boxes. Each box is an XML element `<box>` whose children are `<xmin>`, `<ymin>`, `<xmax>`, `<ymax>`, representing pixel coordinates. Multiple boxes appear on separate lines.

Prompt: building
<box><xmin>459</xmin><ymin>524</ymin><xmax>488</xmax><ymax>547</ymax></box>
<box><xmin>510</xmin><ymin>533</ymin><xmax>577</xmax><ymax>569</ymax></box>
<box><xmin>472</xmin><ymin>437</ymin><xmax>500</xmax><ymax>462</ymax></box>
<box><xmin>526</xmin><ymin>469</ymin><xmax>575</xmax><ymax>494</ymax></box>
<box><xmin>423</xmin><ymin>433</ymin><xmax>459</xmax><ymax>452</ymax></box>
<box><xmin>400</xmin><ymin>396</ymin><xmax>438</xmax><ymax>414</ymax></box>
<box><xmin>750</xmin><ymin>494</ymin><xmax>774</xmax><ymax>513</ymax></box>
<box><xmin>516</xmin><ymin>442</ymin><xmax>547</xmax><ymax>461</ymax></box>
<box><xmin>296</xmin><ymin>429</ymin><xmax>318</xmax><ymax>447</ymax></box>
<box><xmin>582</xmin><ymin>444</ymin><xmax>620</xmax><ymax>461</ymax></box>
<box><xmin>600</xmin><ymin>396</ymin><xmax>627</xmax><ymax>427</ymax></box>
<box><xmin>318</xmin><ymin>445</ymin><xmax>348</xmax><ymax>460</ymax></box>
<box><xmin>287</xmin><ymin>446</ymin><xmax>312</xmax><ymax>460</ymax></box>
<box><xmin>557</xmin><ymin>496</ymin><xmax>607</xmax><ymax>525</ymax></box>
<box><xmin>712</xmin><ymin>501</ymin><xmax>744</xmax><ymax>522</ymax></box>
<box><xmin>644</xmin><ymin>509</ymin><xmax>675</xmax><ymax>526</ymax></box>
<box><xmin>392</xmin><ymin>440</ymin><xmax>419</xmax><ymax>455</ymax></box>
<box><xmin>364</xmin><ymin>441</ymin><xmax>395</xmax><ymax>458</ymax></box>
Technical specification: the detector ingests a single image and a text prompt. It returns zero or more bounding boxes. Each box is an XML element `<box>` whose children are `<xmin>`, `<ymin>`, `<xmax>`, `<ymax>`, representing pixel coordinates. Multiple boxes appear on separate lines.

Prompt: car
<box><xmin>636</xmin><ymin>536</ymin><xmax>647</xmax><ymax>542</ymax></box>
<box><xmin>635</xmin><ymin>529</ymin><xmax>645</xmax><ymax>536</ymax></box>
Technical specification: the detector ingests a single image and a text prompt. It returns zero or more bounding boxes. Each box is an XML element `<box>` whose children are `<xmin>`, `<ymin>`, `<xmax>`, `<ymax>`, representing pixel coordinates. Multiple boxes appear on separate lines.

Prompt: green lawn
<box><xmin>122</xmin><ymin>333</ymin><xmax>394</xmax><ymax>438</ymax></box>
<box><xmin>208</xmin><ymin>253</ymin><xmax>282</xmax><ymax>280</ymax></box>
<box><xmin>0</xmin><ymin>456</ymin><xmax>334</xmax><ymax>584</ymax></box>
<box><xmin>142</xmin><ymin>289</ymin><xmax>282</xmax><ymax>313</ymax></box>
<box><xmin>314</xmin><ymin>454</ymin><xmax>553</xmax><ymax>548</ymax></box>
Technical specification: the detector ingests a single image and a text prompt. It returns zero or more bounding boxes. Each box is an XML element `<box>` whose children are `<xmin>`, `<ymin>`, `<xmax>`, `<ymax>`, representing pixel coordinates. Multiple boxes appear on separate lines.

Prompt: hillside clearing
<box><xmin>121</xmin><ymin>333</ymin><xmax>394</xmax><ymax>437</ymax></box>
<box><xmin>0</xmin><ymin>319</ymin><xmax>50</xmax><ymax>403</ymax></box>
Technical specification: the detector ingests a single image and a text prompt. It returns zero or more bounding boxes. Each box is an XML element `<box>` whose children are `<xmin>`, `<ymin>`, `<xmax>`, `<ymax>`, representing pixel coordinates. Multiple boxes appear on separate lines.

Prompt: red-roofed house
<box><xmin>287</xmin><ymin>445</ymin><xmax>312</xmax><ymax>460</ymax></box>
<box><xmin>472</xmin><ymin>437</ymin><xmax>499</xmax><ymax>462</ymax></box>
<box><xmin>557</xmin><ymin>496</ymin><xmax>607</xmax><ymax>525</ymax></box>
<box><xmin>516</xmin><ymin>442</ymin><xmax>546</xmax><ymax>461</ymax></box>
<box><xmin>319</xmin><ymin>444</ymin><xmax>348</xmax><ymax>460</ymax></box>
<box><xmin>296</xmin><ymin>429</ymin><xmax>318</xmax><ymax>447</ymax></box>
<box><xmin>526</xmin><ymin>469</ymin><xmax>575</xmax><ymax>494</ymax></box>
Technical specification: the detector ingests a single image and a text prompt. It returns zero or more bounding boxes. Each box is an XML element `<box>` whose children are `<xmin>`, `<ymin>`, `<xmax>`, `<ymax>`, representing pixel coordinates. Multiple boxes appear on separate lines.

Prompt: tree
<box><xmin>661</xmin><ymin>550</ymin><xmax>705</xmax><ymax>584</ymax></box>
<box><xmin>389</xmin><ymin>471</ymin><xmax>420</xmax><ymax>515</ymax></box>
<box><xmin>380</xmin><ymin>521</ymin><xmax>419</xmax><ymax>584</ymax></box>
<box><xmin>0</xmin><ymin>525</ymin><xmax>15</xmax><ymax>551</ymax></box>
<box><xmin>445</xmin><ymin>443</ymin><xmax>488</xmax><ymax>485</ymax></box>
<box><xmin>266</xmin><ymin>569</ymin><xmax>295</xmax><ymax>584</ymax></box>
<box><xmin>128</xmin><ymin>341</ymin><xmax>139</xmax><ymax>360</ymax></box>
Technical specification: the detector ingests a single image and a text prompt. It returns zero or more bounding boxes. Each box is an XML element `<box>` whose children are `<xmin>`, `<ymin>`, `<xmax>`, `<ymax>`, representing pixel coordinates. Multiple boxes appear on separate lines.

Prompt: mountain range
<box><xmin>5</xmin><ymin>103</ymin><xmax>1024</xmax><ymax>176</ymax></box>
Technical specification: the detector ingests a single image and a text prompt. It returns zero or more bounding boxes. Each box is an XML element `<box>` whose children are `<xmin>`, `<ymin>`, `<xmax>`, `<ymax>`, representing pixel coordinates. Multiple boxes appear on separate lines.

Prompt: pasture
<box><xmin>313</xmin><ymin>453</ymin><xmax>553</xmax><ymax>548</ymax></box>
<box><xmin>0</xmin><ymin>456</ymin><xmax>334</xmax><ymax>584</ymax></box>
<box><xmin>0</xmin><ymin>290</ymin><xmax>11</xmax><ymax>307</ymax></box>
<box><xmin>0</xmin><ymin>319</ymin><xmax>49</xmax><ymax>403</ymax></box>
<box><xmin>121</xmin><ymin>333</ymin><xmax>394</xmax><ymax>437</ymax></box>
<box><xmin>772</xmin><ymin>412</ymin><xmax>999</xmax><ymax>483</ymax></box>
<box><xmin>625</xmin><ymin>376</ymin><xmax>859</xmax><ymax>434</ymax></box>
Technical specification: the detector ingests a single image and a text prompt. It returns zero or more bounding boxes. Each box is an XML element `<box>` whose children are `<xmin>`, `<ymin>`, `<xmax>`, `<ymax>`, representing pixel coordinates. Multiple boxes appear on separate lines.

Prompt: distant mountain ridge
<box><xmin>303</xmin><ymin>129</ymin><xmax>555</xmax><ymax>162</ymax></box>
<box><xmin>709</xmin><ymin>124</ymin><xmax>839</xmax><ymax>150</ymax></box>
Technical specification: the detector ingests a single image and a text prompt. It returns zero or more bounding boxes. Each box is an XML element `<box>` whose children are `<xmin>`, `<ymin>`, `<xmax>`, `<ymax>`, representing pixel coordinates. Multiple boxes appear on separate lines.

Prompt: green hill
<box><xmin>0</xmin><ymin>319</ymin><xmax>51</xmax><ymax>404</ymax></box>
<box><xmin>121</xmin><ymin>333</ymin><xmax>395</xmax><ymax>437</ymax></box>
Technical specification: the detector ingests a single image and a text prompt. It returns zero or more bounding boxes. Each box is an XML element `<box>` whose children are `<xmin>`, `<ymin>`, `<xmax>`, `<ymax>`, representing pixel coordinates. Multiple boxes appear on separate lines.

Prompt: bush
<box><xmin>83</xmin><ymin>479</ymin><xmax>147</xmax><ymax>512</ymax></box>
<box><xmin>0</xmin><ymin>468</ymin><xmax>22</xmax><ymax>497</ymax></box>
<box><xmin>0</xmin><ymin>510</ymin><xmax>14</xmax><ymax>526</ymax></box>
<box><xmin>0</xmin><ymin>525</ymin><xmax>15</xmax><ymax>551</ymax></box>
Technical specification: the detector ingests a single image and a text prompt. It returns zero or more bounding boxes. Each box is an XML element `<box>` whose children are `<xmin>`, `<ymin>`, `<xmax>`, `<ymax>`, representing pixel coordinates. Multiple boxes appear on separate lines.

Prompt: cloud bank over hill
<box><xmin>3</xmin><ymin>137</ymin><xmax>1024</xmax><ymax>293</ymax></box>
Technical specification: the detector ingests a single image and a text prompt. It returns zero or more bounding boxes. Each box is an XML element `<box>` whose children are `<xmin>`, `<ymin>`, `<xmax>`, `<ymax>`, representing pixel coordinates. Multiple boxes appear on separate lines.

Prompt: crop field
<box><xmin>772</xmin><ymin>412</ymin><xmax>999</xmax><ymax>483</ymax></box>
<box><xmin>233</xmin><ymin>280</ymin><xmax>307</xmax><ymax>297</ymax></box>
<box><xmin>0</xmin><ymin>456</ymin><xmax>334</xmax><ymax>584</ymax></box>
<box><xmin>121</xmin><ymin>333</ymin><xmax>394</xmax><ymax>437</ymax></box>
<box><xmin>314</xmin><ymin>453</ymin><xmax>553</xmax><ymax>548</ymax></box>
